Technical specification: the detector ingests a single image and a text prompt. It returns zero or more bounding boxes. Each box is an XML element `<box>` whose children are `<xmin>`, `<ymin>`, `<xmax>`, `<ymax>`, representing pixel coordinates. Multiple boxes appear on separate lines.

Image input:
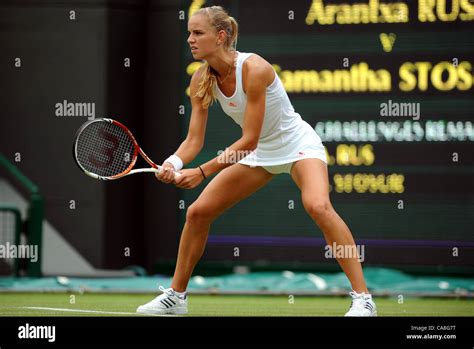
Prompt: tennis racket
<box><xmin>73</xmin><ymin>118</ymin><xmax>180</xmax><ymax>180</ymax></box>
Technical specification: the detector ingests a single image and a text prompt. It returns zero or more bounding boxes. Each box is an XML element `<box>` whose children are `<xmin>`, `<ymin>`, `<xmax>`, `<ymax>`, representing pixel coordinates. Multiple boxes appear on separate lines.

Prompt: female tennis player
<box><xmin>137</xmin><ymin>6</ymin><xmax>376</xmax><ymax>317</ymax></box>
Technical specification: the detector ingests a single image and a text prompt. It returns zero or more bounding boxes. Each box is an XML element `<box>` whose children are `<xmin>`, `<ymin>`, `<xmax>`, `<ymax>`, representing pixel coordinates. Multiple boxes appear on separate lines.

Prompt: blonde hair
<box><xmin>192</xmin><ymin>6</ymin><xmax>239</xmax><ymax>109</ymax></box>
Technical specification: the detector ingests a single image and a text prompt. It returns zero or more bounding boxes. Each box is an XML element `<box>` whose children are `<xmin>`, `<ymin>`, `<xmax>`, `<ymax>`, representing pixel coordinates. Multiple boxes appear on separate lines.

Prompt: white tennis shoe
<box><xmin>344</xmin><ymin>290</ymin><xmax>377</xmax><ymax>317</ymax></box>
<box><xmin>136</xmin><ymin>286</ymin><xmax>188</xmax><ymax>315</ymax></box>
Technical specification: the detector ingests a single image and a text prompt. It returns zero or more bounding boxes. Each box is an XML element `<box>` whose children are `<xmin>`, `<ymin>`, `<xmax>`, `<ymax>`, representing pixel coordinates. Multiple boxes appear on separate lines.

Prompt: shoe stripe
<box><xmin>164</xmin><ymin>299</ymin><xmax>174</xmax><ymax>307</ymax></box>
<box><xmin>364</xmin><ymin>303</ymin><xmax>374</xmax><ymax>311</ymax></box>
<box><xmin>168</xmin><ymin>298</ymin><xmax>176</xmax><ymax>305</ymax></box>
<box><xmin>160</xmin><ymin>299</ymin><xmax>171</xmax><ymax>308</ymax></box>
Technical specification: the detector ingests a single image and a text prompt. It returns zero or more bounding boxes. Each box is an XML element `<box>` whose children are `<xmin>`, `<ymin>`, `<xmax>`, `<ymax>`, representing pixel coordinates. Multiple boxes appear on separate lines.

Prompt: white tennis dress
<box><xmin>213</xmin><ymin>51</ymin><xmax>327</xmax><ymax>174</ymax></box>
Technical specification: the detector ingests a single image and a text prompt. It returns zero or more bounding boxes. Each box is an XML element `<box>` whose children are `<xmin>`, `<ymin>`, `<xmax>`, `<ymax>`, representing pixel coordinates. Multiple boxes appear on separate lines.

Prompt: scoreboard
<box><xmin>179</xmin><ymin>0</ymin><xmax>474</xmax><ymax>269</ymax></box>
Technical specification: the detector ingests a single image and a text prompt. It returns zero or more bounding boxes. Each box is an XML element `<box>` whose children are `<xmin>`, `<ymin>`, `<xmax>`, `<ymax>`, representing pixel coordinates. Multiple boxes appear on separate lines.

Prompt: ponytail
<box><xmin>192</xmin><ymin>6</ymin><xmax>239</xmax><ymax>109</ymax></box>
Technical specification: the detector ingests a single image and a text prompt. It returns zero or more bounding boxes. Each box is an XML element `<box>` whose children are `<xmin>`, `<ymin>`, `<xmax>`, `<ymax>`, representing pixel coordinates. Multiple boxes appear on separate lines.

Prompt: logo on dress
<box><xmin>228</xmin><ymin>102</ymin><xmax>237</xmax><ymax>107</ymax></box>
<box><xmin>297</xmin><ymin>151</ymin><xmax>305</xmax><ymax>156</ymax></box>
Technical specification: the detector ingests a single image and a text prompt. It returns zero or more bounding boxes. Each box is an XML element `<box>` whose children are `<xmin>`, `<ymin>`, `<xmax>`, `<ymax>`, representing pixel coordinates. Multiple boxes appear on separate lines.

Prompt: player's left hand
<box><xmin>174</xmin><ymin>168</ymin><xmax>204</xmax><ymax>189</ymax></box>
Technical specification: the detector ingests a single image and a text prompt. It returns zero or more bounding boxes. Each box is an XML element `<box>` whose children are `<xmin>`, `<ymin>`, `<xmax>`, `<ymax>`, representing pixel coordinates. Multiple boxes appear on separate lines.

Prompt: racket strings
<box><xmin>76</xmin><ymin>121</ymin><xmax>135</xmax><ymax>177</ymax></box>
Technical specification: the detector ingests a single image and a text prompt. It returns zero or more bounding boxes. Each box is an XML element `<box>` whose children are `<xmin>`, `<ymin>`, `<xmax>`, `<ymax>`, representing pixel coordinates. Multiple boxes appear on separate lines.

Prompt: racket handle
<box><xmin>128</xmin><ymin>167</ymin><xmax>181</xmax><ymax>178</ymax></box>
<box><xmin>155</xmin><ymin>165</ymin><xmax>182</xmax><ymax>178</ymax></box>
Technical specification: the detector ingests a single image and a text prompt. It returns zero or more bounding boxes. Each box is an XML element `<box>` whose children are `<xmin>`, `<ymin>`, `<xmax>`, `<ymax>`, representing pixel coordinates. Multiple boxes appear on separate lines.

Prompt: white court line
<box><xmin>19</xmin><ymin>306</ymin><xmax>177</xmax><ymax>316</ymax></box>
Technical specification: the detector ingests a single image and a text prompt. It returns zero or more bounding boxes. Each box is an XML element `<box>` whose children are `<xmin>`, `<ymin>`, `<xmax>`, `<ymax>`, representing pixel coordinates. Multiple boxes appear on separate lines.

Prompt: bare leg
<box><xmin>291</xmin><ymin>159</ymin><xmax>368</xmax><ymax>293</ymax></box>
<box><xmin>171</xmin><ymin>164</ymin><xmax>273</xmax><ymax>292</ymax></box>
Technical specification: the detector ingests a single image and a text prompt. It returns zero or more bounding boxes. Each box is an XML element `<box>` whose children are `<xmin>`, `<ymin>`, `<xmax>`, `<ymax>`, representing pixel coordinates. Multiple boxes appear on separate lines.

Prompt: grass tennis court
<box><xmin>0</xmin><ymin>293</ymin><xmax>473</xmax><ymax>317</ymax></box>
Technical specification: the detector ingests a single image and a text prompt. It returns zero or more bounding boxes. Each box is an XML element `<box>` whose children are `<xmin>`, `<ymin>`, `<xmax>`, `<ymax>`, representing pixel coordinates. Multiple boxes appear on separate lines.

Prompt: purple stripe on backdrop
<box><xmin>207</xmin><ymin>235</ymin><xmax>474</xmax><ymax>248</ymax></box>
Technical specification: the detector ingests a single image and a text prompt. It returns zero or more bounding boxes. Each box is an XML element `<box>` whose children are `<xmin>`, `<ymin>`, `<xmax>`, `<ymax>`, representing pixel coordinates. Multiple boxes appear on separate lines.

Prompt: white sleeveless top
<box><xmin>213</xmin><ymin>51</ymin><xmax>326</xmax><ymax>167</ymax></box>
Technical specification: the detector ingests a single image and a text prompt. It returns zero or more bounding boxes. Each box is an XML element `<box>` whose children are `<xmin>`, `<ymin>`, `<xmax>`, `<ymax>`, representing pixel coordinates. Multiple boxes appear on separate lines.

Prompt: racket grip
<box><xmin>156</xmin><ymin>165</ymin><xmax>181</xmax><ymax>178</ymax></box>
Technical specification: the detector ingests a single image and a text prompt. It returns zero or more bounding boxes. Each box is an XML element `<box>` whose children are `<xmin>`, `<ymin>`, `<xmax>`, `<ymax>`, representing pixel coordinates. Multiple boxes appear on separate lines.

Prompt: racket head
<box><xmin>73</xmin><ymin>118</ymin><xmax>139</xmax><ymax>180</ymax></box>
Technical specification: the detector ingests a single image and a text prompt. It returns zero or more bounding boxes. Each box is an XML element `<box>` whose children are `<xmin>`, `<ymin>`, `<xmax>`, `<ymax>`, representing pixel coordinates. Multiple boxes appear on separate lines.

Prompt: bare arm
<box><xmin>157</xmin><ymin>66</ymin><xmax>208</xmax><ymax>183</ymax></box>
<box><xmin>172</xmin><ymin>67</ymin><xmax>209</xmax><ymax>165</ymax></box>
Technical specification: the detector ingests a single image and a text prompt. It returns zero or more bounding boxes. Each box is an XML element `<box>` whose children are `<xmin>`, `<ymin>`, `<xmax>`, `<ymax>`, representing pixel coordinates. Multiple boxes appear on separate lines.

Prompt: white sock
<box><xmin>173</xmin><ymin>289</ymin><xmax>187</xmax><ymax>299</ymax></box>
<box><xmin>352</xmin><ymin>290</ymin><xmax>372</xmax><ymax>298</ymax></box>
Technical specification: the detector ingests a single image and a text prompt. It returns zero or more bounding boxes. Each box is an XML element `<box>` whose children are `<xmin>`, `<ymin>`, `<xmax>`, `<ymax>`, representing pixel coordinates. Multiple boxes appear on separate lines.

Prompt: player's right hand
<box><xmin>155</xmin><ymin>162</ymin><xmax>176</xmax><ymax>184</ymax></box>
